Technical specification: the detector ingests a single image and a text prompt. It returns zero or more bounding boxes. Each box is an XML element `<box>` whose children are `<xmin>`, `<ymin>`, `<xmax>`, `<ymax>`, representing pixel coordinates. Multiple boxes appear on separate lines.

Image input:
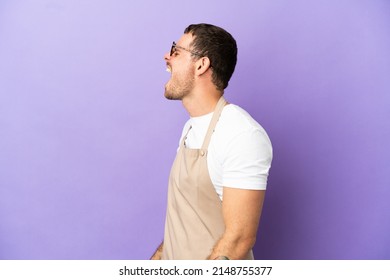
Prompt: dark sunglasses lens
<box><xmin>170</xmin><ymin>42</ymin><xmax>176</xmax><ymax>56</ymax></box>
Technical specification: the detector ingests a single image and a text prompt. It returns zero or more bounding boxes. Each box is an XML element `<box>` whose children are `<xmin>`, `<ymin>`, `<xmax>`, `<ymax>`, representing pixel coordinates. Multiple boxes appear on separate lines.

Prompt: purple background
<box><xmin>1</xmin><ymin>0</ymin><xmax>389</xmax><ymax>259</ymax></box>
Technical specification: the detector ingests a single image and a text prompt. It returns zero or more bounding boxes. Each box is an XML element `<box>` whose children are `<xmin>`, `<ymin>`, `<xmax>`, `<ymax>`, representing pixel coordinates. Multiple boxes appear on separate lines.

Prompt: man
<box><xmin>151</xmin><ymin>23</ymin><xmax>272</xmax><ymax>260</ymax></box>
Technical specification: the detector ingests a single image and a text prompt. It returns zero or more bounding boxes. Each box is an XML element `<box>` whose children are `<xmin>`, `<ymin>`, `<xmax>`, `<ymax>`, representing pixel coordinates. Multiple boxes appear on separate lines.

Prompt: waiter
<box><xmin>151</xmin><ymin>23</ymin><xmax>273</xmax><ymax>260</ymax></box>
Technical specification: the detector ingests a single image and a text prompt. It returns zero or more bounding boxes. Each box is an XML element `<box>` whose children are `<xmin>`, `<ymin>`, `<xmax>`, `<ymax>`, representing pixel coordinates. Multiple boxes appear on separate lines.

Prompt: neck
<box><xmin>182</xmin><ymin>89</ymin><xmax>223</xmax><ymax>117</ymax></box>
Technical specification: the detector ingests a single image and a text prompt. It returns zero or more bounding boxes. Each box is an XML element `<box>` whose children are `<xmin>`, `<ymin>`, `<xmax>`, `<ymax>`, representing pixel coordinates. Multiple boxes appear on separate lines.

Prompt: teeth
<box><xmin>166</xmin><ymin>66</ymin><xmax>171</xmax><ymax>73</ymax></box>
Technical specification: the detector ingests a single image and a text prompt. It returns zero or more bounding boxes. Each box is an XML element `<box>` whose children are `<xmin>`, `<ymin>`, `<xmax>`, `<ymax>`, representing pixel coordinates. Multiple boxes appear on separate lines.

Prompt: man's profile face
<box><xmin>164</xmin><ymin>33</ymin><xmax>196</xmax><ymax>100</ymax></box>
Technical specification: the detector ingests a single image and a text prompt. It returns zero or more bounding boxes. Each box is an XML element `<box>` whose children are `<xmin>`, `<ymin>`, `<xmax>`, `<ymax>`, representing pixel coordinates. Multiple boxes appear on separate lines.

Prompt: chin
<box><xmin>164</xmin><ymin>89</ymin><xmax>173</xmax><ymax>100</ymax></box>
<box><xmin>164</xmin><ymin>93</ymin><xmax>177</xmax><ymax>100</ymax></box>
<box><xmin>164</xmin><ymin>91</ymin><xmax>182</xmax><ymax>101</ymax></box>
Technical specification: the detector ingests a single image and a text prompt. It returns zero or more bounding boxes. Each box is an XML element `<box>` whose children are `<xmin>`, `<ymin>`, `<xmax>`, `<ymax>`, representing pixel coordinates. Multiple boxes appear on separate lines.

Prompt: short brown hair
<box><xmin>184</xmin><ymin>23</ymin><xmax>237</xmax><ymax>91</ymax></box>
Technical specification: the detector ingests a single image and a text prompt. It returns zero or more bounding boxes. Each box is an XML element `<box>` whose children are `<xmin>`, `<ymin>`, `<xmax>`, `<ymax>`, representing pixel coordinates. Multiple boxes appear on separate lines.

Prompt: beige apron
<box><xmin>162</xmin><ymin>96</ymin><xmax>254</xmax><ymax>260</ymax></box>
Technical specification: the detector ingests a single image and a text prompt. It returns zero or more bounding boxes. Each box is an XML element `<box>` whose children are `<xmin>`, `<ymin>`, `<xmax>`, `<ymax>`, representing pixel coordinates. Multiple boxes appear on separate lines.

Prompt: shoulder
<box><xmin>216</xmin><ymin>104</ymin><xmax>271</xmax><ymax>144</ymax></box>
<box><xmin>210</xmin><ymin>104</ymin><xmax>273</xmax><ymax>191</ymax></box>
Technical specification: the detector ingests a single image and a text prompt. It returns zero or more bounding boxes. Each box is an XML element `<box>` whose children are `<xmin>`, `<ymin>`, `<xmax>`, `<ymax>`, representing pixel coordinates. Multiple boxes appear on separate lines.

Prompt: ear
<box><xmin>194</xmin><ymin>57</ymin><xmax>211</xmax><ymax>76</ymax></box>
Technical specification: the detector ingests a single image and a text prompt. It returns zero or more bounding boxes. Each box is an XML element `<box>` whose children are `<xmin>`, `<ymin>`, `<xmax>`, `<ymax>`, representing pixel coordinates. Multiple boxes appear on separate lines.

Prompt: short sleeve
<box><xmin>221</xmin><ymin>128</ymin><xmax>273</xmax><ymax>190</ymax></box>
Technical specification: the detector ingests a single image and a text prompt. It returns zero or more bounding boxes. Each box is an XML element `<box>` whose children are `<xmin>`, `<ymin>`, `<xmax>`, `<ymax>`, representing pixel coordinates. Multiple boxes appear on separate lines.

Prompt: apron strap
<box><xmin>201</xmin><ymin>96</ymin><xmax>227</xmax><ymax>150</ymax></box>
<box><xmin>180</xmin><ymin>125</ymin><xmax>192</xmax><ymax>147</ymax></box>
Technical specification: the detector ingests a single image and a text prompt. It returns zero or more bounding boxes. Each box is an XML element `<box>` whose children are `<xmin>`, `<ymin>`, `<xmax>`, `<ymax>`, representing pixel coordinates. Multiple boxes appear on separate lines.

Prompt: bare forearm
<box><xmin>150</xmin><ymin>242</ymin><xmax>164</xmax><ymax>260</ymax></box>
<box><xmin>208</xmin><ymin>188</ymin><xmax>265</xmax><ymax>260</ymax></box>
<box><xmin>207</xmin><ymin>233</ymin><xmax>255</xmax><ymax>260</ymax></box>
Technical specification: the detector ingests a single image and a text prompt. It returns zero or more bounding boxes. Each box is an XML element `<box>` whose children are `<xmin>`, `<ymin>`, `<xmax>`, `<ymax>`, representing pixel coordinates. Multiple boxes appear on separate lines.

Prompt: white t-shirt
<box><xmin>179</xmin><ymin>104</ymin><xmax>273</xmax><ymax>200</ymax></box>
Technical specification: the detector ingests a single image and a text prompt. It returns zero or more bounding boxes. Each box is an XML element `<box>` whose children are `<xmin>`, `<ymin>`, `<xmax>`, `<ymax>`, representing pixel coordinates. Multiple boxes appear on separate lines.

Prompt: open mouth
<box><xmin>166</xmin><ymin>65</ymin><xmax>172</xmax><ymax>73</ymax></box>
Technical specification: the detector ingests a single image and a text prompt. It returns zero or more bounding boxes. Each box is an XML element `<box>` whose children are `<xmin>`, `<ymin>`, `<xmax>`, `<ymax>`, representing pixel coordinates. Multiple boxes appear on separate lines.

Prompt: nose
<box><xmin>164</xmin><ymin>52</ymin><xmax>171</xmax><ymax>61</ymax></box>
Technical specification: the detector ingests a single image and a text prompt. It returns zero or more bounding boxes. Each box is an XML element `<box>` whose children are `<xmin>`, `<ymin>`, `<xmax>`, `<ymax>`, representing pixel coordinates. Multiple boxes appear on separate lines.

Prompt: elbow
<box><xmin>236</xmin><ymin>236</ymin><xmax>256</xmax><ymax>259</ymax></box>
<box><xmin>227</xmin><ymin>233</ymin><xmax>257</xmax><ymax>259</ymax></box>
<box><xmin>241</xmin><ymin>235</ymin><xmax>256</xmax><ymax>251</ymax></box>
